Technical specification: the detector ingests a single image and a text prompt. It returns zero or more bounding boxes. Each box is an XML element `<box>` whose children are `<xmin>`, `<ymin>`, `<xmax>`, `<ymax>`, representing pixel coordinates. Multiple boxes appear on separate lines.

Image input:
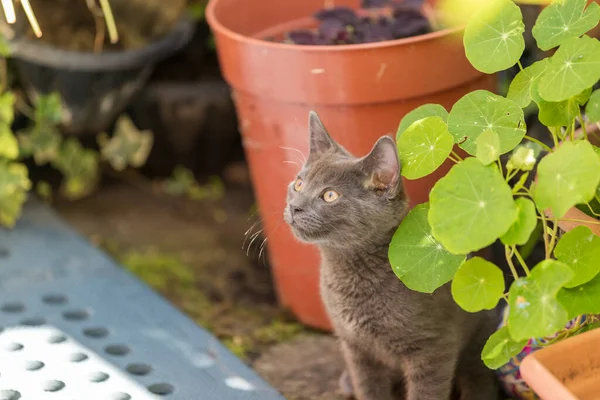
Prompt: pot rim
<box><xmin>5</xmin><ymin>16</ymin><xmax>195</xmax><ymax>71</ymax></box>
<box><xmin>206</xmin><ymin>0</ymin><xmax>464</xmax><ymax>52</ymax></box>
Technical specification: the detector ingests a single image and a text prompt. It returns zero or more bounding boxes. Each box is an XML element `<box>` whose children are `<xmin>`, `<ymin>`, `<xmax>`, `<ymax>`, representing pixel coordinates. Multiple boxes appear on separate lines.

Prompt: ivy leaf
<box><xmin>0</xmin><ymin>92</ymin><xmax>15</xmax><ymax>124</ymax></box>
<box><xmin>389</xmin><ymin>203</ymin><xmax>466</xmax><ymax>293</ymax></box>
<box><xmin>51</xmin><ymin>139</ymin><xmax>99</xmax><ymax>200</ymax></box>
<box><xmin>447</xmin><ymin>90</ymin><xmax>526</xmax><ymax>156</ymax></box>
<box><xmin>0</xmin><ymin>123</ymin><xmax>18</xmax><ymax>160</ymax></box>
<box><xmin>507</xmin><ymin>146</ymin><xmax>537</xmax><ymax>171</ymax></box>
<box><xmin>537</xmin><ymin>35</ymin><xmax>600</xmax><ymax>102</ymax></box>
<box><xmin>533</xmin><ymin>82</ymin><xmax>592</xmax><ymax>127</ymax></box>
<box><xmin>507</xmin><ymin>59</ymin><xmax>549</xmax><ymax>108</ymax></box>
<box><xmin>534</xmin><ymin>140</ymin><xmax>600</xmax><ymax>218</ymax></box>
<box><xmin>557</xmin><ymin>273</ymin><xmax>600</xmax><ymax>319</ymax></box>
<box><xmin>586</xmin><ymin>89</ymin><xmax>600</xmax><ymax>122</ymax></box>
<box><xmin>0</xmin><ymin>160</ymin><xmax>31</xmax><ymax>228</ymax></box>
<box><xmin>532</xmin><ymin>0</ymin><xmax>600</xmax><ymax>51</ymax></box>
<box><xmin>481</xmin><ymin>326</ymin><xmax>529</xmax><ymax>369</ymax></box>
<box><xmin>98</xmin><ymin>115</ymin><xmax>154</xmax><ymax>171</ymax></box>
<box><xmin>500</xmin><ymin>198</ymin><xmax>537</xmax><ymax>246</ymax></box>
<box><xmin>475</xmin><ymin>129</ymin><xmax>500</xmax><ymax>165</ymax></box>
<box><xmin>554</xmin><ymin>225</ymin><xmax>600</xmax><ymax>288</ymax></box>
<box><xmin>17</xmin><ymin>126</ymin><xmax>62</xmax><ymax>165</ymax></box>
<box><xmin>451</xmin><ymin>257</ymin><xmax>505</xmax><ymax>312</ymax></box>
<box><xmin>34</xmin><ymin>93</ymin><xmax>62</xmax><ymax>124</ymax></box>
<box><xmin>396</xmin><ymin>104</ymin><xmax>448</xmax><ymax>139</ymax></box>
<box><xmin>508</xmin><ymin>260</ymin><xmax>573</xmax><ymax>341</ymax></box>
<box><xmin>429</xmin><ymin>158</ymin><xmax>518</xmax><ymax>254</ymax></box>
<box><xmin>463</xmin><ymin>0</ymin><xmax>525</xmax><ymax>74</ymax></box>
<box><xmin>397</xmin><ymin>116</ymin><xmax>454</xmax><ymax>179</ymax></box>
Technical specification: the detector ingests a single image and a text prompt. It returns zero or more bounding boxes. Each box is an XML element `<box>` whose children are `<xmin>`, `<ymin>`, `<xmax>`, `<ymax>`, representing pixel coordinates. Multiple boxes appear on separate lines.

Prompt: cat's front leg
<box><xmin>340</xmin><ymin>341</ymin><xmax>396</xmax><ymax>400</ymax></box>
<box><xmin>402</xmin><ymin>345</ymin><xmax>458</xmax><ymax>400</ymax></box>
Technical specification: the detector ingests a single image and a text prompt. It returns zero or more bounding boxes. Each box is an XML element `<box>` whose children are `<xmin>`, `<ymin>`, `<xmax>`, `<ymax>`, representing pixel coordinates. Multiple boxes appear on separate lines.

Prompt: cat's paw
<box><xmin>339</xmin><ymin>370</ymin><xmax>355</xmax><ymax>399</ymax></box>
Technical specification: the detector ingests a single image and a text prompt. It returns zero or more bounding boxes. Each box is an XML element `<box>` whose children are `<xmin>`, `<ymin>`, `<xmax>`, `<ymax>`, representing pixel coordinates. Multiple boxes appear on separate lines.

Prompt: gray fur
<box><xmin>284</xmin><ymin>111</ymin><xmax>499</xmax><ymax>400</ymax></box>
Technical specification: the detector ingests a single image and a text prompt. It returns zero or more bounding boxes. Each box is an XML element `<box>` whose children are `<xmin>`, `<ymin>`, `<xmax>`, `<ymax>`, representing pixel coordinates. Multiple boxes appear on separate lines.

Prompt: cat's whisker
<box><xmin>246</xmin><ymin>230</ymin><xmax>263</xmax><ymax>256</ymax></box>
<box><xmin>283</xmin><ymin>160</ymin><xmax>300</xmax><ymax>167</ymax></box>
<box><xmin>280</xmin><ymin>146</ymin><xmax>307</xmax><ymax>164</ymax></box>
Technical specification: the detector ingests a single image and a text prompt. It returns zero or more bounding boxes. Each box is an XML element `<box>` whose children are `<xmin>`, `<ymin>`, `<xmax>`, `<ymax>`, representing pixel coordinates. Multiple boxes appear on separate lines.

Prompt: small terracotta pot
<box><xmin>207</xmin><ymin>0</ymin><xmax>496</xmax><ymax>330</ymax></box>
<box><xmin>520</xmin><ymin>328</ymin><xmax>600</xmax><ymax>400</ymax></box>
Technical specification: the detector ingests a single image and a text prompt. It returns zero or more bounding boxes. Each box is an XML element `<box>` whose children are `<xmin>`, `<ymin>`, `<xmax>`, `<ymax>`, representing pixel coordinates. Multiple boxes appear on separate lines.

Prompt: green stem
<box><xmin>517</xmin><ymin>60</ymin><xmax>524</xmax><ymax>71</ymax></box>
<box><xmin>547</xmin><ymin>218</ymin><xmax>559</xmax><ymax>256</ymax></box>
<box><xmin>512</xmin><ymin>246</ymin><xmax>530</xmax><ymax>276</ymax></box>
<box><xmin>451</xmin><ymin>150</ymin><xmax>463</xmax><ymax>161</ymax></box>
<box><xmin>579</xmin><ymin>108</ymin><xmax>588</xmax><ymax>141</ymax></box>
<box><xmin>550</xmin><ymin>127</ymin><xmax>559</xmax><ymax>149</ymax></box>
<box><xmin>539</xmin><ymin>211</ymin><xmax>551</xmax><ymax>259</ymax></box>
<box><xmin>448</xmin><ymin>155</ymin><xmax>460</xmax><ymax>164</ymax></box>
<box><xmin>585</xmin><ymin>203</ymin><xmax>600</xmax><ymax>218</ymax></box>
<box><xmin>524</xmin><ymin>135</ymin><xmax>552</xmax><ymax>152</ymax></box>
<box><xmin>99</xmin><ymin>0</ymin><xmax>119</xmax><ymax>44</ymax></box>
<box><xmin>504</xmin><ymin>246</ymin><xmax>520</xmax><ymax>281</ymax></box>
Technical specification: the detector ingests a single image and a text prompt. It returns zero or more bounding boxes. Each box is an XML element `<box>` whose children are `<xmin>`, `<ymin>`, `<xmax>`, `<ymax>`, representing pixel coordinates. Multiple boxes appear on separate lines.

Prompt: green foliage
<box><xmin>389</xmin><ymin>0</ymin><xmax>600</xmax><ymax>371</ymax></box>
<box><xmin>532</xmin><ymin>0</ymin><xmax>600</xmax><ymax>51</ymax></box>
<box><xmin>481</xmin><ymin>327</ymin><xmax>529</xmax><ymax>369</ymax></box>
<box><xmin>463</xmin><ymin>0</ymin><xmax>525</xmax><ymax>74</ymax></box>
<box><xmin>429</xmin><ymin>158</ymin><xmax>517</xmax><ymax>254</ymax></box>
<box><xmin>451</xmin><ymin>257</ymin><xmax>505</xmax><ymax>312</ymax></box>
<box><xmin>396</xmin><ymin>104</ymin><xmax>448</xmax><ymax>139</ymax></box>
<box><xmin>389</xmin><ymin>203</ymin><xmax>465</xmax><ymax>293</ymax></box>
<box><xmin>161</xmin><ymin>166</ymin><xmax>224</xmax><ymax>202</ymax></box>
<box><xmin>534</xmin><ymin>140</ymin><xmax>600</xmax><ymax>219</ymax></box>
<box><xmin>397</xmin><ymin>116</ymin><xmax>454</xmax><ymax>179</ymax></box>
<box><xmin>508</xmin><ymin>260</ymin><xmax>573</xmax><ymax>341</ymax></box>
<box><xmin>447</xmin><ymin>90</ymin><xmax>526</xmax><ymax>156</ymax></box>
<box><xmin>0</xmin><ymin>161</ymin><xmax>31</xmax><ymax>227</ymax></box>
<box><xmin>98</xmin><ymin>115</ymin><xmax>153</xmax><ymax>171</ymax></box>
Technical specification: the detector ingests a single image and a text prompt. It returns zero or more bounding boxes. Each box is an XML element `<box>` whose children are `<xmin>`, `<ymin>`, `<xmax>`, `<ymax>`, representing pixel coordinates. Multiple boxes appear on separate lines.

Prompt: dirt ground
<box><xmin>54</xmin><ymin>164</ymin><xmax>347</xmax><ymax>400</ymax></box>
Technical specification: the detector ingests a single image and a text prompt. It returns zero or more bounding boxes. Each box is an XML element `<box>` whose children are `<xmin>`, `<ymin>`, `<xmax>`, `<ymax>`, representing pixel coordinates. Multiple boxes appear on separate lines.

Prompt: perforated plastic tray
<box><xmin>0</xmin><ymin>201</ymin><xmax>285</xmax><ymax>400</ymax></box>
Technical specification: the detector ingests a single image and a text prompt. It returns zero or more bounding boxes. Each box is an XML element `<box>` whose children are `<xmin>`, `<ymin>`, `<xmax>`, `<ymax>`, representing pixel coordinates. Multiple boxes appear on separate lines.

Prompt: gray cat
<box><xmin>283</xmin><ymin>111</ymin><xmax>499</xmax><ymax>400</ymax></box>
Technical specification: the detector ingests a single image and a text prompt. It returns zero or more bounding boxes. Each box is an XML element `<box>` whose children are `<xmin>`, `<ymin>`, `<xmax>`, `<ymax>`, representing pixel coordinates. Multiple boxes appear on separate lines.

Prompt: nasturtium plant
<box><xmin>447</xmin><ymin>90</ymin><xmax>526</xmax><ymax>156</ymax></box>
<box><xmin>389</xmin><ymin>203</ymin><xmax>465</xmax><ymax>293</ymax></box>
<box><xmin>389</xmin><ymin>0</ymin><xmax>600</xmax><ymax>371</ymax></box>
<box><xmin>396</xmin><ymin>104</ymin><xmax>448</xmax><ymax>139</ymax></box>
<box><xmin>451</xmin><ymin>257</ymin><xmax>504</xmax><ymax>312</ymax></box>
<box><xmin>428</xmin><ymin>157</ymin><xmax>517</xmax><ymax>254</ymax></box>
<box><xmin>397</xmin><ymin>116</ymin><xmax>454</xmax><ymax>179</ymax></box>
<box><xmin>463</xmin><ymin>0</ymin><xmax>525</xmax><ymax>74</ymax></box>
<box><xmin>532</xmin><ymin>0</ymin><xmax>600</xmax><ymax>51</ymax></box>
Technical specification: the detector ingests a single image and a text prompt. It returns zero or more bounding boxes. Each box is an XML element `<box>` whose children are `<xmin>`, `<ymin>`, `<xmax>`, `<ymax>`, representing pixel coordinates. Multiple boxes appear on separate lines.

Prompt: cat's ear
<box><xmin>360</xmin><ymin>136</ymin><xmax>401</xmax><ymax>194</ymax></box>
<box><xmin>307</xmin><ymin>111</ymin><xmax>338</xmax><ymax>163</ymax></box>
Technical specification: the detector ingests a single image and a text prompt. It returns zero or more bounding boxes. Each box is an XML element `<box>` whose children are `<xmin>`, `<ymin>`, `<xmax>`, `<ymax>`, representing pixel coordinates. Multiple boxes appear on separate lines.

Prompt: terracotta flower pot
<box><xmin>206</xmin><ymin>0</ymin><xmax>496</xmax><ymax>330</ymax></box>
<box><xmin>520</xmin><ymin>327</ymin><xmax>600</xmax><ymax>400</ymax></box>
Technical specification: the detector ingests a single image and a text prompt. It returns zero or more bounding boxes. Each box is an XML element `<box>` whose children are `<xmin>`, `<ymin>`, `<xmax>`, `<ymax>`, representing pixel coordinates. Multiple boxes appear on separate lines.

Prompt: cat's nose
<box><xmin>291</xmin><ymin>206</ymin><xmax>304</xmax><ymax>216</ymax></box>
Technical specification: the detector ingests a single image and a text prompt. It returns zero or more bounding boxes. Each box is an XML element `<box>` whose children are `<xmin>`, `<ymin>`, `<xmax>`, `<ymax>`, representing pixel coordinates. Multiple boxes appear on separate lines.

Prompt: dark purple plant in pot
<box><xmin>284</xmin><ymin>0</ymin><xmax>431</xmax><ymax>45</ymax></box>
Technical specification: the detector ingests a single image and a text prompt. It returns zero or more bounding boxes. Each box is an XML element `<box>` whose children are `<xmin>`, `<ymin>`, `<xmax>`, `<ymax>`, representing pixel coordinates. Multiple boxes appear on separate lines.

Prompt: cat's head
<box><xmin>284</xmin><ymin>111</ymin><xmax>408</xmax><ymax>248</ymax></box>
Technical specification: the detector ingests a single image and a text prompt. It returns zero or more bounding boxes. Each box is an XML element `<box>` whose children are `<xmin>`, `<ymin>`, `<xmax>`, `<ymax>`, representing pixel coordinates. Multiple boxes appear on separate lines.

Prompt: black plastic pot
<box><xmin>6</xmin><ymin>17</ymin><xmax>195</xmax><ymax>136</ymax></box>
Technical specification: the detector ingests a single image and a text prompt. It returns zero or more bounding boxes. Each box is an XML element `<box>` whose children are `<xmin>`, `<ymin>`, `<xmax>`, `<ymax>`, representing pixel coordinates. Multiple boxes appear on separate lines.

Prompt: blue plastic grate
<box><xmin>0</xmin><ymin>201</ymin><xmax>285</xmax><ymax>400</ymax></box>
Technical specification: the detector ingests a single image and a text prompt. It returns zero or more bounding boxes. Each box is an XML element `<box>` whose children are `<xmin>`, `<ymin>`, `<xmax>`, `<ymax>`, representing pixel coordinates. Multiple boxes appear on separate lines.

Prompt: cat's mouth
<box><xmin>284</xmin><ymin>207</ymin><xmax>319</xmax><ymax>243</ymax></box>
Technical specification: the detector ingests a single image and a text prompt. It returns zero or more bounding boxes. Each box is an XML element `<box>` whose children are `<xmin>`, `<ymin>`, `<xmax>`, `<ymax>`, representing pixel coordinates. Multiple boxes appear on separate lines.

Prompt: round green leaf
<box><xmin>533</xmin><ymin>80</ymin><xmax>592</xmax><ymax>127</ymax></box>
<box><xmin>481</xmin><ymin>326</ymin><xmax>529</xmax><ymax>369</ymax></box>
<box><xmin>389</xmin><ymin>203</ymin><xmax>466</xmax><ymax>293</ymax></box>
<box><xmin>538</xmin><ymin>35</ymin><xmax>600</xmax><ymax>102</ymax></box>
<box><xmin>532</xmin><ymin>0</ymin><xmax>600</xmax><ymax>51</ymax></box>
<box><xmin>397</xmin><ymin>116</ymin><xmax>454</xmax><ymax>180</ymax></box>
<box><xmin>0</xmin><ymin>124</ymin><xmax>18</xmax><ymax>160</ymax></box>
<box><xmin>451</xmin><ymin>257</ymin><xmax>505</xmax><ymax>312</ymax></box>
<box><xmin>534</xmin><ymin>140</ymin><xmax>600</xmax><ymax>219</ymax></box>
<box><xmin>500</xmin><ymin>198</ymin><xmax>537</xmax><ymax>246</ymax></box>
<box><xmin>475</xmin><ymin>129</ymin><xmax>501</xmax><ymax>165</ymax></box>
<box><xmin>463</xmin><ymin>0</ymin><xmax>525</xmax><ymax>74</ymax></box>
<box><xmin>508</xmin><ymin>260</ymin><xmax>573</xmax><ymax>341</ymax></box>
<box><xmin>447</xmin><ymin>91</ymin><xmax>526</xmax><ymax>156</ymax></box>
<box><xmin>586</xmin><ymin>89</ymin><xmax>600</xmax><ymax>122</ymax></box>
<box><xmin>396</xmin><ymin>104</ymin><xmax>448</xmax><ymax>139</ymax></box>
<box><xmin>554</xmin><ymin>225</ymin><xmax>600</xmax><ymax>288</ymax></box>
<box><xmin>429</xmin><ymin>158</ymin><xmax>518</xmax><ymax>254</ymax></box>
<box><xmin>0</xmin><ymin>160</ymin><xmax>31</xmax><ymax>228</ymax></box>
<box><xmin>557</xmin><ymin>273</ymin><xmax>600</xmax><ymax>319</ymax></box>
<box><xmin>507</xmin><ymin>60</ymin><xmax>549</xmax><ymax>109</ymax></box>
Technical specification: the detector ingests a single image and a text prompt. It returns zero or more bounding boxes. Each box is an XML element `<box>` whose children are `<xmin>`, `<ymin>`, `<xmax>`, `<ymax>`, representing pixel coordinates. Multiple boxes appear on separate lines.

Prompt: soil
<box><xmin>21</xmin><ymin>0</ymin><xmax>187</xmax><ymax>51</ymax></box>
<box><xmin>53</xmin><ymin>166</ymin><xmax>348</xmax><ymax>400</ymax></box>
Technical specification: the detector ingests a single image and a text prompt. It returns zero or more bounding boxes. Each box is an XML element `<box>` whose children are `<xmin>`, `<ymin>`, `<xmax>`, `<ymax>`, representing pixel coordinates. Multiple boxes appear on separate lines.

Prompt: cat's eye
<box><xmin>323</xmin><ymin>190</ymin><xmax>340</xmax><ymax>203</ymax></box>
<box><xmin>293</xmin><ymin>178</ymin><xmax>304</xmax><ymax>192</ymax></box>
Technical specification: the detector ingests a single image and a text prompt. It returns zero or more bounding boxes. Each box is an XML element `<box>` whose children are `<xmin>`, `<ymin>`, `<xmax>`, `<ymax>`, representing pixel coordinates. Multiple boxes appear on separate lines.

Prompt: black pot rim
<box><xmin>8</xmin><ymin>16</ymin><xmax>196</xmax><ymax>71</ymax></box>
